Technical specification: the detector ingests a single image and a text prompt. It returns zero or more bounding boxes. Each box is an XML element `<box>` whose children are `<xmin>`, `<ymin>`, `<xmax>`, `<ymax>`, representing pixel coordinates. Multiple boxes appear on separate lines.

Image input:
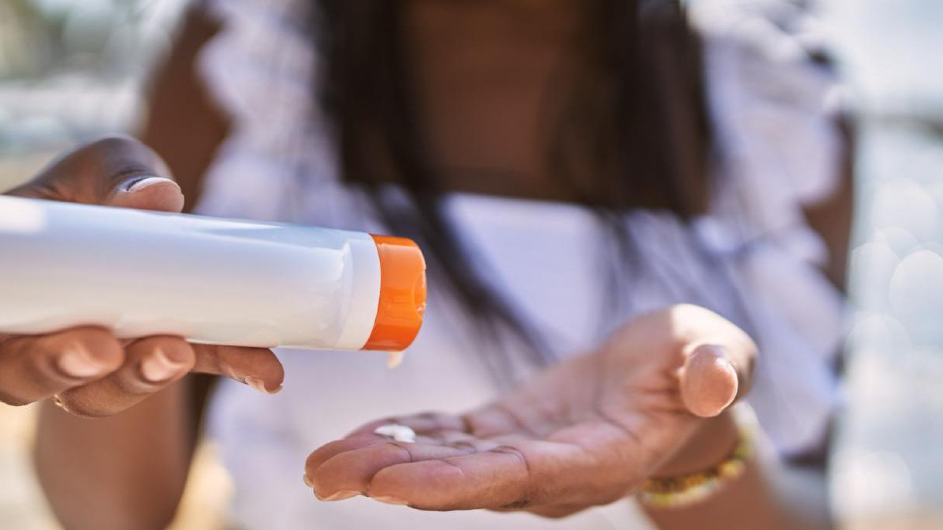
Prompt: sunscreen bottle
<box><xmin>0</xmin><ymin>195</ymin><xmax>426</xmax><ymax>351</ymax></box>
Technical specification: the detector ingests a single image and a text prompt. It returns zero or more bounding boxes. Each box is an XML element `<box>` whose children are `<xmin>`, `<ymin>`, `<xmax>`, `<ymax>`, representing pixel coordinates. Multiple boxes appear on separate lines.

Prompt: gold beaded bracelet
<box><xmin>637</xmin><ymin>411</ymin><xmax>756</xmax><ymax>509</ymax></box>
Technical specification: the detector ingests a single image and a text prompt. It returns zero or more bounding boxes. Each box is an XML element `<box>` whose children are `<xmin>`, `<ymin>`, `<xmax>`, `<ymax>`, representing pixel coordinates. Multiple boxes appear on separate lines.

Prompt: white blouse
<box><xmin>195</xmin><ymin>0</ymin><xmax>846</xmax><ymax>528</ymax></box>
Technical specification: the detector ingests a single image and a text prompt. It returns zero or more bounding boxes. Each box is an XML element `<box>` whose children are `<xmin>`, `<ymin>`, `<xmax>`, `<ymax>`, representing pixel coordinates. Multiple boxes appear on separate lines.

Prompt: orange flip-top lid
<box><xmin>363</xmin><ymin>235</ymin><xmax>427</xmax><ymax>351</ymax></box>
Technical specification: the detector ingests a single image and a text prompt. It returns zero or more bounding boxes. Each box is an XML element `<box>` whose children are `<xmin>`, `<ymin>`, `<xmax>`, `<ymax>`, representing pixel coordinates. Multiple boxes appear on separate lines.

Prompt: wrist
<box><xmin>653</xmin><ymin>412</ymin><xmax>739</xmax><ymax>478</ymax></box>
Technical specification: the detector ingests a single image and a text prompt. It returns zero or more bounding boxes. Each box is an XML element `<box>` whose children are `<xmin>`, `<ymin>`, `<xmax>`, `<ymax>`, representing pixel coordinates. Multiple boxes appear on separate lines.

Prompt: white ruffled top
<box><xmin>195</xmin><ymin>0</ymin><xmax>847</xmax><ymax>528</ymax></box>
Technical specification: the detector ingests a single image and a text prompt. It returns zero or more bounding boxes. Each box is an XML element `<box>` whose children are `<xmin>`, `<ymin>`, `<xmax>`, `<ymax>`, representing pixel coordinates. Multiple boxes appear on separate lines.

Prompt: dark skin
<box><xmin>6</xmin><ymin>136</ymin><xmax>285</xmax><ymax>530</ymax></box>
<box><xmin>405</xmin><ymin>0</ymin><xmax>588</xmax><ymax>200</ymax></box>
<box><xmin>22</xmin><ymin>2</ymin><xmax>850</xmax><ymax>528</ymax></box>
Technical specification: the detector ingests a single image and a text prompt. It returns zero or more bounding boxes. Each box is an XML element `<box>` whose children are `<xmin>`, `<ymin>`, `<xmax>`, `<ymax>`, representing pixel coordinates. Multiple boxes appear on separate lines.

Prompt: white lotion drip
<box><xmin>386</xmin><ymin>351</ymin><xmax>405</xmax><ymax>369</ymax></box>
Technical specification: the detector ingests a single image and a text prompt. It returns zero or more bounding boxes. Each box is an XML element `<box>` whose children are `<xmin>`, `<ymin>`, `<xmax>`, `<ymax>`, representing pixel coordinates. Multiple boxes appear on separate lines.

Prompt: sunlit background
<box><xmin>826</xmin><ymin>1</ymin><xmax>943</xmax><ymax>529</ymax></box>
<box><xmin>1</xmin><ymin>0</ymin><xmax>943</xmax><ymax>528</ymax></box>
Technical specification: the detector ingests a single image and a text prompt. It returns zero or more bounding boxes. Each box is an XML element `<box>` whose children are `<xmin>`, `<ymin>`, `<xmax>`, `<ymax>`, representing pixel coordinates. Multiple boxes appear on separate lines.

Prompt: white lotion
<box><xmin>386</xmin><ymin>351</ymin><xmax>405</xmax><ymax>369</ymax></box>
<box><xmin>374</xmin><ymin>425</ymin><xmax>417</xmax><ymax>443</ymax></box>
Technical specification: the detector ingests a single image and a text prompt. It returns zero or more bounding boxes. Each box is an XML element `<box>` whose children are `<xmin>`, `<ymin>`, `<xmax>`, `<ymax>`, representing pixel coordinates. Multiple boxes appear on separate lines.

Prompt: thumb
<box><xmin>678</xmin><ymin>344</ymin><xmax>741</xmax><ymax>418</ymax></box>
<box><xmin>7</xmin><ymin>135</ymin><xmax>183</xmax><ymax>213</ymax></box>
<box><xmin>106</xmin><ymin>176</ymin><xmax>184</xmax><ymax>213</ymax></box>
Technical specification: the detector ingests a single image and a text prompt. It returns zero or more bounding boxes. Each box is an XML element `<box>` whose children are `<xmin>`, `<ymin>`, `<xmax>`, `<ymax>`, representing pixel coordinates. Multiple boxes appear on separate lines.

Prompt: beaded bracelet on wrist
<box><xmin>637</xmin><ymin>415</ymin><xmax>755</xmax><ymax>509</ymax></box>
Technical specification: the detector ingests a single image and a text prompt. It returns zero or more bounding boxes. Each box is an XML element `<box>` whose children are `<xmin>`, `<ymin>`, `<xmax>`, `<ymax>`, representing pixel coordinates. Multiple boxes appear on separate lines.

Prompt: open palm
<box><xmin>305</xmin><ymin>305</ymin><xmax>756</xmax><ymax>516</ymax></box>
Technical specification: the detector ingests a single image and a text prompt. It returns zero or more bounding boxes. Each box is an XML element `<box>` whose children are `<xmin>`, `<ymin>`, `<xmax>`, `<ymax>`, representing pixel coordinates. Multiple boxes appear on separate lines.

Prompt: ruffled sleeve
<box><xmin>690</xmin><ymin>0</ymin><xmax>848</xmax><ymax>455</ymax></box>
<box><xmin>194</xmin><ymin>0</ymin><xmax>366</xmax><ymax>228</ymax></box>
<box><xmin>692</xmin><ymin>0</ymin><xmax>845</xmax><ymax>260</ymax></box>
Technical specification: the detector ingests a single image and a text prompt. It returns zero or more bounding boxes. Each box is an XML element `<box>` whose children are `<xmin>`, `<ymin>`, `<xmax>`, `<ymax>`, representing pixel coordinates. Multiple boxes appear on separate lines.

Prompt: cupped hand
<box><xmin>304</xmin><ymin>304</ymin><xmax>756</xmax><ymax>516</ymax></box>
<box><xmin>0</xmin><ymin>135</ymin><xmax>284</xmax><ymax>417</ymax></box>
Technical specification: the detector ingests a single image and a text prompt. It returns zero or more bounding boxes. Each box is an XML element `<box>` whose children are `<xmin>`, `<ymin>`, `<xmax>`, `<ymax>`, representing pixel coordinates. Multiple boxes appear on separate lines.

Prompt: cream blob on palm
<box><xmin>374</xmin><ymin>425</ymin><xmax>417</xmax><ymax>443</ymax></box>
<box><xmin>0</xmin><ymin>196</ymin><xmax>426</xmax><ymax>352</ymax></box>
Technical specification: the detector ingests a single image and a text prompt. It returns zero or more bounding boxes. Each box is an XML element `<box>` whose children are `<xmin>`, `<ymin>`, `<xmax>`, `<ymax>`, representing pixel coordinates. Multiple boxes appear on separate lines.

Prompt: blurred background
<box><xmin>1</xmin><ymin>0</ymin><xmax>942</xmax><ymax>528</ymax></box>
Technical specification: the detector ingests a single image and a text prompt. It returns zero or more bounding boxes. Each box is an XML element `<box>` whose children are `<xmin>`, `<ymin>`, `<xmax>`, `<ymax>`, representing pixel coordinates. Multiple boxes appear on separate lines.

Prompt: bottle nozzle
<box><xmin>362</xmin><ymin>235</ymin><xmax>426</xmax><ymax>351</ymax></box>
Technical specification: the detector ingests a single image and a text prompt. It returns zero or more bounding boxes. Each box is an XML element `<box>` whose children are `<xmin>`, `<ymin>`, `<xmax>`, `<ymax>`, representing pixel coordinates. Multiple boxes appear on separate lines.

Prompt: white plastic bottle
<box><xmin>0</xmin><ymin>195</ymin><xmax>426</xmax><ymax>351</ymax></box>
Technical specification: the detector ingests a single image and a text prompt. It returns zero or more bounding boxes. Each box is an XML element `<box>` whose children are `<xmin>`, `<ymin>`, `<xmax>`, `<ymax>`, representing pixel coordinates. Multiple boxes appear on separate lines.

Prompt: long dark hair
<box><xmin>312</xmin><ymin>0</ymin><xmax>712</xmax><ymax>379</ymax></box>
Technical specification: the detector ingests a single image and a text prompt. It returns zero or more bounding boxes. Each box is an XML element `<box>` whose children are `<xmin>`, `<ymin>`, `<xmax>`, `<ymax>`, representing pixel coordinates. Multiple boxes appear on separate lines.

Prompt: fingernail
<box><xmin>318</xmin><ymin>490</ymin><xmax>360</xmax><ymax>501</ymax></box>
<box><xmin>690</xmin><ymin>343</ymin><xmax>723</xmax><ymax>360</ymax></box>
<box><xmin>140</xmin><ymin>348</ymin><xmax>188</xmax><ymax>383</ymax></box>
<box><xmin>374</xmin><ymin>496</ymin><xmax>409</xmax><ymax>506</ymax></box>
<box><xmin>683</xmin><ymin>345</ymin><xmax>739</xmax><ymax>418</ymax></box>
<box><xmin>716</xmin><ymin>356</ymin><xmax>738</xmax><ymax>378</ymax></box>
<box><xmin>303</xmin><ymin>474</ymin><xmax>313</xmax><ymax>487</ymax></box>
<box><xmin>57</xmin><ymin>348</ymin><xmax>108</xmax><ymax>379</ymax></box>
<box><xmin>244</xmin><ymin>376</ymin><xmax>282</xmax><ymax>395</ymax></box>
<box><xmin>126</xmin><ymin>176</ymin><xmax>176</xmax><ymax>193</ymax></box>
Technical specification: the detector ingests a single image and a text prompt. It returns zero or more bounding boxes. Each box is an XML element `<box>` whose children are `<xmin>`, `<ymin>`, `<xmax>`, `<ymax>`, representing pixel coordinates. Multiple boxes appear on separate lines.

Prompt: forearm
<box><xmin>643</xmin><ymin>447</ymin><xmax>832</xmax><ymax>530</ymax></box>
<box><xmin>139</xmin><ymin>4</ymin><xmax>227</xmax><ymax>214</ymax></box>
<box><xmin>33</xmin><ymin>378</ymin><xmax>195</xmax><ymax>530</ymax></box>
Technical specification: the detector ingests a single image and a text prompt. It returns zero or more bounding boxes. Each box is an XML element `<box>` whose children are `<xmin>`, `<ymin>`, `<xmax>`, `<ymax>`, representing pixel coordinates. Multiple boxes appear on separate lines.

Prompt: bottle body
<box><xmin>0</xmin><ymin>196</ymin><xmax>425</xmax><ymax>350</ymax></box>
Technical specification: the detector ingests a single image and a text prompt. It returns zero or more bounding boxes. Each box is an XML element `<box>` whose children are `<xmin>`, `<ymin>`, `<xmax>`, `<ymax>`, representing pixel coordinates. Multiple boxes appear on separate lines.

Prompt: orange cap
<box><xmin>362</xmin><ymin>235</ymin><xmax>427</xmax><ymax>351</ymax></box>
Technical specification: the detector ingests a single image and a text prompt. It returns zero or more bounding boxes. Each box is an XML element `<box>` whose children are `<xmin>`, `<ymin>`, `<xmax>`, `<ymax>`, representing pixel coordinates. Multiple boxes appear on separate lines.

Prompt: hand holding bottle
<box><xmin>0</xmin><ymin>136</ymin><xmax>284</xmax><ymax>417</ymax></box>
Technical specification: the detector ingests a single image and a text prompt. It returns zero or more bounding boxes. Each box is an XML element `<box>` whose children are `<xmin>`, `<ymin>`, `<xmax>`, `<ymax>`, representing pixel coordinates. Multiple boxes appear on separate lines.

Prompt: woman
<box><xmin>2</xmin><ymin>0</ymin><xmax>851</xmax><ymax>528</ymax></box>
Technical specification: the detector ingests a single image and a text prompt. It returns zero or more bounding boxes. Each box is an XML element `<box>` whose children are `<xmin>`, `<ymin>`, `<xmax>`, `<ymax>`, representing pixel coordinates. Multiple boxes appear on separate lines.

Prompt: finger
<box><xmin>310</xmin><ymin>428</ymin><xmax>495</xmax><ymax>475</ymax></box>
<box><xmin>55</xmin><ymin>336</ymin><xmax>195</xmax><ymax>417</ymax></box>
<box><xmin>367</xmin><ymin>445</ymin><xmax>539</xmax><ymax>510</ymax></box>
<box><xmin>305</xmin><ymin>435</ymin><xmax>390</xmax><ymax>483</ymax></box>
<box><xmin>0</xmin><ymin>328</ymin><xmax>123</xmax><ymax>406</ymax></box>
<box><xmin>679</xmin><ymin>344</ymin><xmax>739</xmax><ymax>418</ymax></box>
<box><xmin>6</xmin><ymin>135</ymin><xmax>182</xmax><ymax>212</ymax></box>
<box><xmin>670</xmin><ymin>304</ymin><xmax>757</xmax><ymax>403</ymax></box>
<box><xmin>309</xmin><ymin>439</ymin><xmax>477</xmax><ymax>501</ymax></box>
<box><xmin>307</xmin><ymin>432</ymin><xmax>500</xmax><ymax>501</ymax></box>
<box><xmin>306</xmin><ymin>429</ymin><xmax>476</xmax><ymax>475</ymax></box>
<box><xmin>191</xmin><ymin>344</ymin><xmax>284</xmax><ymax>394</ymax></box>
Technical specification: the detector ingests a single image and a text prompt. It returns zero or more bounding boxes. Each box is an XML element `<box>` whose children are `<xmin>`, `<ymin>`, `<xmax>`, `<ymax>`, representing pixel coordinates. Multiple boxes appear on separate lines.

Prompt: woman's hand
<box><xmin>0</xmin><ymin>135</ymin><xmax>284</xmax><ymax>417</ymax></box>
<box><xmin>304</xmin><ymin>304</ymin><xmax>756</xmax><ymax>516</ymax></box>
